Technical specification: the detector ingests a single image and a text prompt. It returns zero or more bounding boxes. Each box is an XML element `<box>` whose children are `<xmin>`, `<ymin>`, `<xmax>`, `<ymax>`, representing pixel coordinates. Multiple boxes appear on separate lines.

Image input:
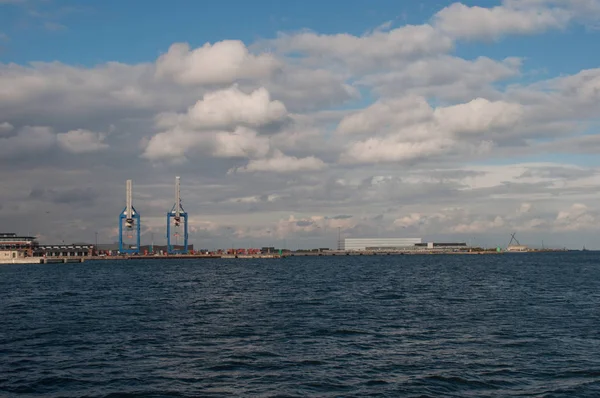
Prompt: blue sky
<box><xmin>3</xmin><ymin>1</ymin><xmax>599</xmax><ymax>78</ymax></box>
<box><xmin>1</xmin><ymin>0</ymin><xmax>438</xmax><ymax>64</ymax></box>
<box><xmin>0</xmin><ymin>1</ymin><xmax>496</xmax><ymax>64</ymax></box>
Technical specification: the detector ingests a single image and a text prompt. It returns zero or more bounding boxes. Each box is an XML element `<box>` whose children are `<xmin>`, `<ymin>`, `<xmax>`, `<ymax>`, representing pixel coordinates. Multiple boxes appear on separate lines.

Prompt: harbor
<box><xmin>0</xmin><ymin>179</ymin><xmax>575</xmax><ymax>265</ymax></box>
<box><xmin>0</xmin><ymin>230</ymin><xmax>571</xmax><ymax>265</ymax></box>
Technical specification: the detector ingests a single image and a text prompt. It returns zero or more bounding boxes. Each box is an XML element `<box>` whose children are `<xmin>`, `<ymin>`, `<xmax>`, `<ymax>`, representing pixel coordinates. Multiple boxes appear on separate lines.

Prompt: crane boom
<box><xmin>126</xmin><ymin>179</ymin><xmax>133</xmax><ymax>219</ymax></box>
<box><xmin>166</xmin><ymin>175</ymin><xmax>188</xmax><ymax>254</ymax></box>
<box><xmin>175</xmin><ymin>176</ymin><xmax>181</xmax><ymax>218</ymax></box>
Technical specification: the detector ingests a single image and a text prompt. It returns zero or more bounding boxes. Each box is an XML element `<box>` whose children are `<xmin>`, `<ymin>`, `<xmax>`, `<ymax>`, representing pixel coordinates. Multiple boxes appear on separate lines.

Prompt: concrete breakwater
<box><xmin>5</xmin><ymin>249</ymin><xmax>572</xmax><ymax>264</ymax></box>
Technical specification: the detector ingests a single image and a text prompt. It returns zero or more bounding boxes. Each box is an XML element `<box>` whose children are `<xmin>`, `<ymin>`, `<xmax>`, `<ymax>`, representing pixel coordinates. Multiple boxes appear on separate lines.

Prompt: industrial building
<box><xmin>338</xmin><ymin>238</ymin><xmax>471</xmax><ymax>252</ymax></box>
<box><xmin>340</xmin><ymin>238</ymin><xmax>422</xmax><ymax>251</ymax></box>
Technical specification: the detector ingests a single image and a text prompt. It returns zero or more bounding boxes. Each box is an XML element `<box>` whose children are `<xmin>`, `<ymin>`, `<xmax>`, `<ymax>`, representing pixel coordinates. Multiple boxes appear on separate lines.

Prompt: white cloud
<box><xmin>452</xmin><ymin>216</ymin><xmax>506</xmax><ymax>234</ymax></box>
<box><xmin>387</xmin><ymin>197</ymin><xmax>600</xmax><ymax>237</ymax></box>
<box><xmin>56</xmin><ymin>129</ymin><xmax>109</xmax><ymax>153</ymax></box>
<box><xmin>336</xmin><ymin>96</ymin><xmax>433</xmax><ymax>136</ymax></box>
<box><xmin>230</xmin><ymin>150</ymin><xmax>326</xmax><ymax>173</ymax></box>
<box><xmin>263</xmin><ymin>24</ymin><xmax>453</xmax><ymax>72</ymax></box>
<box><xmin>225</xmin><ymin>194</ymin><xmax>281</xmax><ymax>203</ymax></box>
<box><xmin>156</xmin><ymin>85</ymin><xmax>288</xmax><ymax>130</ymax></box>
<box><xmin>434</xmin><ymin>98</ymin><xmax>524</xmax><ymax>135</ymax></box>
<box><xmin>155</xmin><ymin>41</ymin><xmax>281</xmax><ymax>85</ymax></box>
<box><xmin>0</xmin><ymin>61</ymin><xmax>186</xmax><ymax>131</ymax></box>
<box><xmin>213</xmin><ymin>128</ymin><xmax>271</xmax><ymax>158</ymax></box>
<box><xmin>359</xmin><ymin>56</ymin><xmax>521</xmax><ymax>101</ymax></box>
<box><xmin>231</xmin><ymin>214</ymin><xmax>359</xmax><ymax>240</ymax></box>
<box><xmin>340</xmin><ymin>136</ymin><xmax>493</xmax><ymax>165</ymax></box>
<box><xmin>0</xmin><ymin>122</ymin><xmax>14</xmax><ymax>135</ymax></box>
<box><xmin>140</xmin><ymin>127</ymin><xmax>190</xmax><ymax>161</ymax></box>
<box><xmin>338</xmin><ymin>96</ymin><xmax>523</xmax><ymax>138</ymax></box>
<box><xmin>336</xmin><ymin>96</ymin><xmax>521</xmax><ymax>164</ymax></box>
<box><xmin>143</xmin><ymin>126</ymin><xmax>270</xmax><ymax>162</ymax></box>
<box><xmin>554</xmin><ymin>203</ymin><xmax>597</xmax><ymax>231</ymax></box>
<box><xmin>143</xmin><ymin>86</ymin><xmax>288</xmax><ymax>162</ymax></box>
<box><xmin>0</xmin><ymin>126</ymin><xmax>56</xmax><ymax>159</ymax></box>
<box><xmin>545</xmin><ymin>68</ymin><xmax>600</xmax><ymax>104</ymax></box>
<box><xmin>433</xmin><ymin>1</ymin><xmax>572</xmax><ymax>40</ymax></box>
<box><xmin>263</xmin><ymin>66</ymin><xmax>359</xmax><ymax>111</ymax></box>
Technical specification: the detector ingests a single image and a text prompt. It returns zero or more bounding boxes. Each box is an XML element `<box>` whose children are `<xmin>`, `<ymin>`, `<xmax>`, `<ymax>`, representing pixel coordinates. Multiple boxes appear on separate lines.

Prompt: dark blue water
<box><xmin>2</xmin><ymin>253</ymin><xmax>600</xmax><ymax>397</ymax></box>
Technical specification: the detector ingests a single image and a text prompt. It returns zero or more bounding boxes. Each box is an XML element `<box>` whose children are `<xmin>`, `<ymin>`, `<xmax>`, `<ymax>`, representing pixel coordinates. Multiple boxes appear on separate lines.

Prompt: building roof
<box><xmin>0</xmin><ymin>233</ymin><xmax>37</xmax><ymax>240</ymax></box>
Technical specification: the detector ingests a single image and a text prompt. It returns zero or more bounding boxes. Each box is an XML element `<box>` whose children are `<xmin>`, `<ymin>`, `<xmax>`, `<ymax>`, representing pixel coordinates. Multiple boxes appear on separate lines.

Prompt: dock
<box><xmin>126</xmin><ymin>254</ymin><xmax>221</xmax><ymax>260</ymax></box>
<box><xmin>4</xmin><ymin>249</ymin><xmax>570</xmax><ymax>265</ymax></box>
<box><xmin>284</xmin><ymin>250</ymin><xmax>502</xmax><ymax>256</ymax></box>
<box><xmin>86</xmin><ymin>253</ymin><xmax>283</xmax><ymax>261</ymax></box>
<box><xmin>84</xmin><ymin>250</ymin><xmax>503</xmax><ymax>261</ymax></box>
<box><xmin>41</xmin><ymin>257</ymin><xmax>86</xmax><ymax>264</ymax></box>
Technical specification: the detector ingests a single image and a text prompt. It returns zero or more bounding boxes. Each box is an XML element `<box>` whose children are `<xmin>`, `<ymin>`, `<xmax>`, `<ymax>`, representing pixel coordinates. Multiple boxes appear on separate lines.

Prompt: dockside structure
<box><xmin>341</xmin><ymin>238</ymin><xmax>422</xmax><ymax>251</ymax></box>
<box><xmin>0</xmin><ymin>233</ymin><xmax>39</xmax><ymax>256</ymax></box>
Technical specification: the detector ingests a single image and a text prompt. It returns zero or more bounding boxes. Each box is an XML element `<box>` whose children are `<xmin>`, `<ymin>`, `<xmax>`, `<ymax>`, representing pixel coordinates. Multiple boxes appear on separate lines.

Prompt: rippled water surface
<box><xmin>2</xmin><ymin>253</ymin><xmax>600</xmax><ymax>397</ymax></box>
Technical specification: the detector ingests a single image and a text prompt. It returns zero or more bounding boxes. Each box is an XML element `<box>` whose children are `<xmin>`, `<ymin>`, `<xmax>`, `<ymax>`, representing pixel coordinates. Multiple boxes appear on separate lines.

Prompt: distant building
<box><xmin>341</xmin><ymin>238</ymin><xmax>422</xmax><ymax>251</ymax></box>
<box><xmin>36</xmin><ymin>244</ymin><xmax>94</xmax><ymax>257</ymax></box>
<box><xmin>0</xmin><ymin>233</ymin><xmax>39</xmax><ymax>256</ymax></box>
<box><xmin>507</xmin><ymin>245</ymin><xmax>528</xmax><ymax>252</ymax></box>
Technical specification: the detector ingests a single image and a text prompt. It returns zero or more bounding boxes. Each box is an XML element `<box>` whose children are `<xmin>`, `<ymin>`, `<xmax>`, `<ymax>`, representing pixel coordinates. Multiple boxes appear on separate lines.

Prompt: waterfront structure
<box><xmin>166</xmin><ymin>176</ymin><xmax>189</xmax><ymax>254</ymax></box>
<box><xmin>0</xmin><ymin>250</ymin><xmax>42</xmax><ymax>264</ymax></box>
<box><xmin>35</xmin><ymin>244</ymin><xmax>94</xmax><ymax>257</ymax></box>
<box><xmin>341</xmin><ymin>238</ymin><xmax>422</xmax><ymax>251</ymax></box>
<box><xmin>506</xmin><ymin>232</ymin><xmax>529</xmax><ymax>252</ymax></box>
<box><xmin>0</xmin><ymin>250</ymin><xmax>19</xmax><ymax>261</ymax></box>
<box><xmin>507</xmin><ymin>245</ymin><xmax>529</xmax><ymax>252</ymax></box>
<box><xmin>118</xmin><ymin>179</ymin><xmax>141</xmax><ymax>254</ymax></box>
<box><xmin>0</xmin><ymin>233</ymin><xmax>39</xmax><ymax>256</ymax></box>
<box><xmin>0</xmin><ymin>233</ymin><xmax>40</xmax><ymax>263</ymax></box>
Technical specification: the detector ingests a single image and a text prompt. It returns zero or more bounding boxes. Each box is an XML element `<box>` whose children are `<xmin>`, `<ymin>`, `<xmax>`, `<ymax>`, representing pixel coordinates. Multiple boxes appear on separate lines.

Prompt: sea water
<box><xmin>1</xmin><ymin>252</ymin><xmax>600</xmax><ymax>397</ymax></box>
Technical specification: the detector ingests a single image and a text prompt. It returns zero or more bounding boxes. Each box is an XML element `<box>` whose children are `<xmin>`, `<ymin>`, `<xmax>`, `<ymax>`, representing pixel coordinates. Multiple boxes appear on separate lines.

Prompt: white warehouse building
<box><xmin>340</xmin><ymin>238</ymin><xmax>422</xmax><ymax>251</ymax></box>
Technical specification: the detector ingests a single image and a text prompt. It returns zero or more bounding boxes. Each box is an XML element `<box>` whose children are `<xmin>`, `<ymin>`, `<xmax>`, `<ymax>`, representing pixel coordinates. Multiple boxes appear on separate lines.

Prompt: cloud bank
<box><xmin>2</xmin><ymin>0</ymin><xmax>600</xmax><ymax>249</ymax></box>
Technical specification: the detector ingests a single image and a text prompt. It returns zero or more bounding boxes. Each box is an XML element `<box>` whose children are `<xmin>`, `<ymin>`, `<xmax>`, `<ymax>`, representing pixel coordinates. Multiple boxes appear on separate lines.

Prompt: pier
<box><xmin>89</xmin><ymin>253</ymin><xmax>283</xmax><ymax>260</ymax></box>
<box><xmin>284</xmin><ymin>250</ymin><xmax>502</xmax><ymax>256</ymax></box>
<box><xmin>2</xmin><ymin>249</ymin><xmax>569</xmax><ymax>265</ymax></box>
<box><xmin>84</xmin><ymin>249</ymin><xmax>503</xmax><ymax>261</ymax></box>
